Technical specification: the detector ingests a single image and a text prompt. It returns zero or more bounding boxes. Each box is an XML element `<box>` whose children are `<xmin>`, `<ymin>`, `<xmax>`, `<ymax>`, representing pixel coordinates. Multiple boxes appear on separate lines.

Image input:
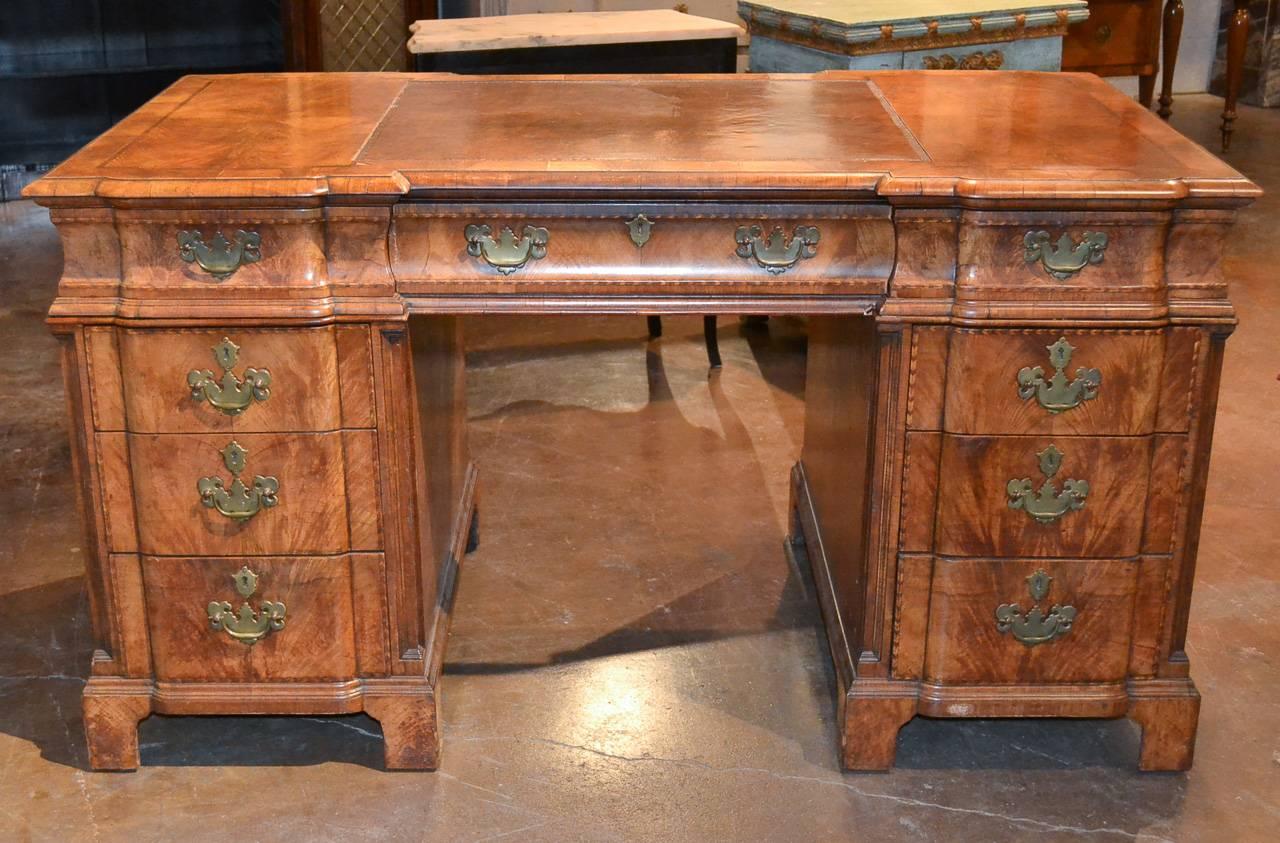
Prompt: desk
<box><xmin>25</xmin><ymin>71</ymin><xmax>1258</xmax><ymax>773</ymax></box>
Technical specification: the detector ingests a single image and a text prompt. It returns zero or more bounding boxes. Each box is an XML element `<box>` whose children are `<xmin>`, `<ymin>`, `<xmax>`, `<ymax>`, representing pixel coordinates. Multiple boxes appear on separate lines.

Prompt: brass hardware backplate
<box><xmin>464</xmin><ymin>223</ymin><xmax>549</xmax><ymax>274</ymax></box>
<box><xmin>207</xmin><ymin>565</ymin><xmax>286</xmax><ymax>645</ymax></box>
<box><xmin>1023</xmin><ymin>230</ymin><xmax>1108</xmax><ymax>280</ymax></box>
<box><xmin>734</xmin><ymin>224</ymin><xmax>820</xmax><ymax>273</ymax></box>
<box><xmin>197</xmin><ymin>441</ymin><xmax>279</xmax><ymax>522</ymax></box>
<box><xmin>1007</xmin><ymin>445</ymin><xmax>1089</xmax><ymax>524</ymax></box>
<box><xmin>996</xmin><ymin>570</ymin><xmax>1077</xmax><ymax>646</ymax></box>
<box><xmin>626</xmin><ymin>214</ymin><xmax>653</xmax><ymax>248</ymax></box>
<box><xmin>1017</xmin><ymin>337</ymin><xmax>1101</xmax><ymax>414</ymax></box>
<box><xmin>177</xmin><ymin>230</ymin><xmax>261</xmax><ymax>280</ymax></box>
<box><xmin>187</xmin><ymin>337</ymin><xmax>271</xmax><ymax>416</ymax></box>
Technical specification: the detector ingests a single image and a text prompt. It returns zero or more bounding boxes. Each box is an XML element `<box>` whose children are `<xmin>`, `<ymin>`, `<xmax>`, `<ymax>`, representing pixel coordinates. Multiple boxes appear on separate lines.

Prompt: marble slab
<box><xmin>408</xmin><ymin>10</ymin><xmax>744</xmax><ymax>55</ymax></box>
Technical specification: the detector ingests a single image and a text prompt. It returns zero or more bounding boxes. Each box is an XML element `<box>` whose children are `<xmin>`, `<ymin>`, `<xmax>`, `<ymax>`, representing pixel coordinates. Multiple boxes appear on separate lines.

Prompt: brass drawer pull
<box><xmin>734</xmin><ymin>224</ymin><xmax>820</xmax><ymax>273</ymax></box>
<box><xmin>1007</xmin><ymin>445</ymin><xmax>1089</xmax><ymax>524</ymax></box>
<box><xmin>1023</xmin><ymin>230</ymin><xmax>1108</xmax><ymax>280</ymax></box>
<box><xmin>187</xmin><ymin>337</ymin><xmax>271</xmax><ymax>416</ymax></box>
<box><xmin>996</xmin><ymin>570</ymin><xmax>1077</xmax><ymax>646</ymax></box>
<box><xmin>198</xmin><ymin>441</ymin><xmax>279</xmax><ymax>522</ymax></box>
<box><xmin>1016</xmin><ymin>337</ymin><xmax>1101</xmax><ymax>414</ymax></box>
<box><xmin>207</xmin><ymin>566</ymin><xmax>286</xmax><ymax>646</ymax></box>
<box><xmin>464</xmin><ymin>223</ymin><xmax>549</xmax><ymax>274</ymax></box>
<box><xmin>177</xmin><ymin>229</ymin><xmax>262</xmax><ymax>280</ymax></box>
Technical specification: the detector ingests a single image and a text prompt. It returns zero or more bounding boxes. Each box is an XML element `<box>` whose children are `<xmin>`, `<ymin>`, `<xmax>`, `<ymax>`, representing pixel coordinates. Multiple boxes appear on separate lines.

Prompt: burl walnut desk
<box><xmin>25</xmin><ymin>71</ymin><xmax>1258</xmax><ymax>773</ymax></box>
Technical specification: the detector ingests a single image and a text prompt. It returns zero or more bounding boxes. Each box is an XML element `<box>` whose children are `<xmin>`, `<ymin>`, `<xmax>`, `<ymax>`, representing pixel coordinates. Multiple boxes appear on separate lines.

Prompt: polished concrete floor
<box><xmin>1</xmin><ymin>95</ymin><xmax>1277</xmax><ymax>842</ymax></box>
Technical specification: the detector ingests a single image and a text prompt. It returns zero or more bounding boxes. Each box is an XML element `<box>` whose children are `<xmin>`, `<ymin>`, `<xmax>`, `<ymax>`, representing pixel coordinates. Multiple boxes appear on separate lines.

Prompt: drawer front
<box><xmin>934</xmin><ymin>435</ymin><xmax>1151</xmax><ymax>558</ymax></box>
<box><xmin>1062</xmin><ymin>0</ymin><xmax>1157</xmax><ymax>71</ymax></box>
<box><xmin>115</xmin><ymin>209</ymin><xmax>327</xmax><ymax>295</ymax></box>
<box><xmin>391</xmin><ymin>205</ymin><xmax>894</xmax><ymax>296</ymax></box>
<box><xmin>128</xmin><ymin>430</ymin><xmax>380</xmax><ymax>556</ymax></box>
<box><xmin>923</xmin><ymin>558</ymin><xmax>1139</xmax><ymax>684</ymax></box>
<box><xmin>943</xmin><ymin>329</ymin><xmax>1164</xmax><ymax>436</ymax></box>
<box><xmin>143</xmin><ymin>556</ymin><xmax>357</xmax><ymax>681</ymax></box>
<box><xmin>118</xmin><ymin>327</ymin><xmax>376</xmax><ymax>433</ymax></box>
<box><xmin>957</xmin><ymin>211</ymin><xmax>1165</xmax><ymax>302</ymax></box>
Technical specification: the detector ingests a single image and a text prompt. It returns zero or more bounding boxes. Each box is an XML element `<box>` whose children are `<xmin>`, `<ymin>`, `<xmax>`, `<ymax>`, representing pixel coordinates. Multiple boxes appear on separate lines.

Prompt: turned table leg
<box><xmin>365</xmin><ymin>690</ymin><xmax>441</xmax><ymax>770</ymax></box>
<box><xmin>82</xmin><ymin>683</ymin><xmax>152</xmax><ymax>771</ymax></box>
<box><xmin>1222</xmin><ymin>0</ymin><xmax>1250</xmax><ymax>150</ymax></box>
<box><xmin>1158</xmin><ymin>0</ymin><xmax>1184</xmax><ymax>119</ymax></box>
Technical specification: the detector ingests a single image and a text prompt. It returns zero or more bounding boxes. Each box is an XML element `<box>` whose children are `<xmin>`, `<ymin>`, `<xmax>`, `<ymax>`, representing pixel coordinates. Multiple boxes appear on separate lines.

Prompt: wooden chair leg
<box><xmin>646</xmin><ymin>315</ymin><xmax>662</xmax><ymax>339</ymax></box>
<box><xmin>703</xmin><ymin>315</ymin><xmax>721</xmax><ymax>368</ymax></box>
<box><xmin>1138</xmin><ymin>73</ymin><xmax>1156</xmax><ymax>108</ymax></box>
<box><xmin>1222</xmin><ymin>0</ymin><xmax>1250</xmax><ymax>150</ymax></box>
<box><xmin>1157</xmin><ymin>0</ymin><xmax>1183</xmax><ymax>120</ymax></box>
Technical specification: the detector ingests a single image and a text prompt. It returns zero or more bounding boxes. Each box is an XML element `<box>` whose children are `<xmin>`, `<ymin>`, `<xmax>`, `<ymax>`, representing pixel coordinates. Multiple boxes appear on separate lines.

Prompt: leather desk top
<box><xmin>25</xmin><ymin>71</ymin><xmax>1258</xmax><ymax>206</ymax></box>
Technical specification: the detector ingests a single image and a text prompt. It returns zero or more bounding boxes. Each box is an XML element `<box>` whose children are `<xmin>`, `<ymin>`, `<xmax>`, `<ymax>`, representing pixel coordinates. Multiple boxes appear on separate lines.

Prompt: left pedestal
<box><xmin>45</xmin><ymin>205</ymin><xmax>472</xmax><ymax>770</ymax></box>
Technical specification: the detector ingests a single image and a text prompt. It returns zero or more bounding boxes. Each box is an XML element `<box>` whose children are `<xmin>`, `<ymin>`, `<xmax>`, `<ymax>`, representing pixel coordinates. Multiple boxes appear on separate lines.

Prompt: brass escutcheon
<box><xmin>177</xmin><ymin>229</ymin><xmax>261</xmax><ymax>280</ymax></box>
<box><xmin>1023</xmin><ymin>230</ymin><xmax>1108</xmax><ymax>280</ymax></box>
<box><xmin>995</xmin><ymin>570</ymin><xmax>1077</xmax><ymax>646</ymax></box>
<box><xmin>187</xmin><ymin>337</ymin><xmax>271</xmax><ymax>416</ymax></box>
<box><xmin>464</xmin><ymin>223</ymin><xmax>549</xmax><ymax>274</ymax></box>
<box><xmin>626</xmin><ymin>214</ymin><xmax>654</xmax><ymax>248</ymax></box>
<box><xmin>1016</xmin><ymin>337</ymin><xmax>1101</xmax><ymax>414</ymax></box>
<box><xmin>1007</xmin><ymin>445</ymin><xmax>1089</xmax><ymax>524</ymax></box>
<box><xmin>197</xmin><ymin>441</ymin><xmax>279</xmax><ymax>522</ymax></box>
<box><xmin>207</xmin><ymin>565</ymin><xmax>286</xmax><ymax>645</ymax></box>
<box><xmin>734</xmin><ymin>224</ymin><xmax>820</xmax><ymax>274</ymax></box>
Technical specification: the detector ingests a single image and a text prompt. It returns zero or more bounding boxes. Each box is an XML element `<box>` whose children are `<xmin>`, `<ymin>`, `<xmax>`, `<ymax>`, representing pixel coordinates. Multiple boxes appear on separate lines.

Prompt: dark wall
<box><xmin>0</xmin><ymin>0</ymin><xmax>283</xmax><ymax>167</ymax></box>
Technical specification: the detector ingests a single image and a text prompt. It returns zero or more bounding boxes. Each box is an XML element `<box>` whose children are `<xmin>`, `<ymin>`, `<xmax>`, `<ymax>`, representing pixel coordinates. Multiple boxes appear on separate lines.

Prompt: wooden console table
<box><xmin>25</xmin><ymin>72</ymin><xmax>1258</xmax><ymax>772</ymax></box>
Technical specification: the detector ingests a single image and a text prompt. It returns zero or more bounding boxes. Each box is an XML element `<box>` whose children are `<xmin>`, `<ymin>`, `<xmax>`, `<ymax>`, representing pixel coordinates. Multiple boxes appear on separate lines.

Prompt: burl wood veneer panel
<box><xmin>943</xmin><ymin>329</ymin><xmax>1165</xmax><ymax>436</ymax></box>
<box><xmin>934</xmin><ymin>435</ymin><xmax>1151</xmax><ymax>559</ymax></box>
<box><xmin>127</xmin><ymin>431</ymin><xmax>367</xmax><ymax>556</ymax></box>
<box><xmin>118</xmin><ymin>328</ymin><xmax>347</xmax><ymax>433</ymax></box>
<box><xmin>141</xmin><ymin>555</ymin><xmax>360</xmax><ymax>682</ymax></box>
<box><xmin>923</xmin><ymin>557</ymin><xmax>1139</xmax><ymax>685</ymax></box>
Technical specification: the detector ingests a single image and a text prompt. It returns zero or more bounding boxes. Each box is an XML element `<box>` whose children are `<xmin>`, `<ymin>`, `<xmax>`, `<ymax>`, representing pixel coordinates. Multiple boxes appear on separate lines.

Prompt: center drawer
<box><xmin>390</xmin><ymin>203</ymin><xmax>895</xmax><ymax>297</ymax></box>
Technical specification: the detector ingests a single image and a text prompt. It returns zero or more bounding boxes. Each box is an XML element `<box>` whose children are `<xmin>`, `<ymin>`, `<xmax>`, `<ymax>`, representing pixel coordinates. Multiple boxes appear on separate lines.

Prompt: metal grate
<box><xmin>319</xmin><ymin>0</ymin><xmax>408</xmax><ymax>72</ymax></box>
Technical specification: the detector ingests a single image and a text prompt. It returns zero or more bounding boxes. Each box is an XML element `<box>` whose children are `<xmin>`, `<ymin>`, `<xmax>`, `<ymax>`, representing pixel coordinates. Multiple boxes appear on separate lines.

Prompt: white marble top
<box><xmin>408</xmin><ymin>10</ymin><xmax>744</xmax><ymax>55</ymax></box>
<box><xmin>737</xmin><ymin>0</ymin><xmax>1088</xmax><ymax>28</ymax></box>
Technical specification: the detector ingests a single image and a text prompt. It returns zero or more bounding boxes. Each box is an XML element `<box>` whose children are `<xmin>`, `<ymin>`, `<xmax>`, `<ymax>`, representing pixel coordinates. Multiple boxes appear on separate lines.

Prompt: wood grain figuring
<box><xmin>23</xmin><ymin>72</ymin><xmax>1256</xmax><ymax>205</ymax></box>
<box><xmin>107</xmin><ymin>553</ymin><xmax>152</xmax><ymax>678</ymax></box>
<box><xmin>934</xmin><ymin>434</ymin><xmax>1152</xmax><ymax>558</ymax></box>
<box><xmin>115</xmin><ymin>210</ymin><xmax>328</xmax><ymax>297</ymax></box>
<box><xmin>899</xmin><ymin>431</ymin><xmax>941</xmax><ymax>553</ymax></box>
<box><xmin>923</xmin><ymin>557</ymin><xmax>1139</xmax><ymax>684</ymax></box>
<box><xmin>142</xmin><ymin>555</ymin><xmax>358</xmax><ymax>682</ymax></box>
<box><xmin>957</xmin><ymin>212</ymin><xmax>1166</xmax><ymax>300</ymax></box>
<box><xmin>96</xmin><ymin>433</ymin><xmax>138</xmax><ymax>553</ymax></box>
<box><xmin>1142</xmin><ymin>434</ymin><xmax>1185</xmax><ymax>553</ymax></box>
<box><xmin>27</xmin><ymin>72</ymin><xmax>1256</xmax><ymax>772</ymax></box>
<box><xmin>890</xmin><ymin>553</ymin><xmax>933</xmax><ymax>680</ymax></box>
<box><xmin>1128</xmin><ymin>555</ymin><xmax>1171</xmax><ymax>677</ymax></box>
<box><xmin>128</xmin><ymin>432</ymin><xmax>351</xmax><ymax>556</ymax></box>
<box><xmin>943</xmin><ymin>330</ymin><xmax>1163</xmax><ymax>436</ymax></box>
<box><xmin>85</xmin><ymin>327</ymin><xmax>125</xmax><ymax>430</ymax></box>
<box><xmin>119</xmin><ymin>328</ymin><xmax>347</xmax><ymax>433</ymax></box>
